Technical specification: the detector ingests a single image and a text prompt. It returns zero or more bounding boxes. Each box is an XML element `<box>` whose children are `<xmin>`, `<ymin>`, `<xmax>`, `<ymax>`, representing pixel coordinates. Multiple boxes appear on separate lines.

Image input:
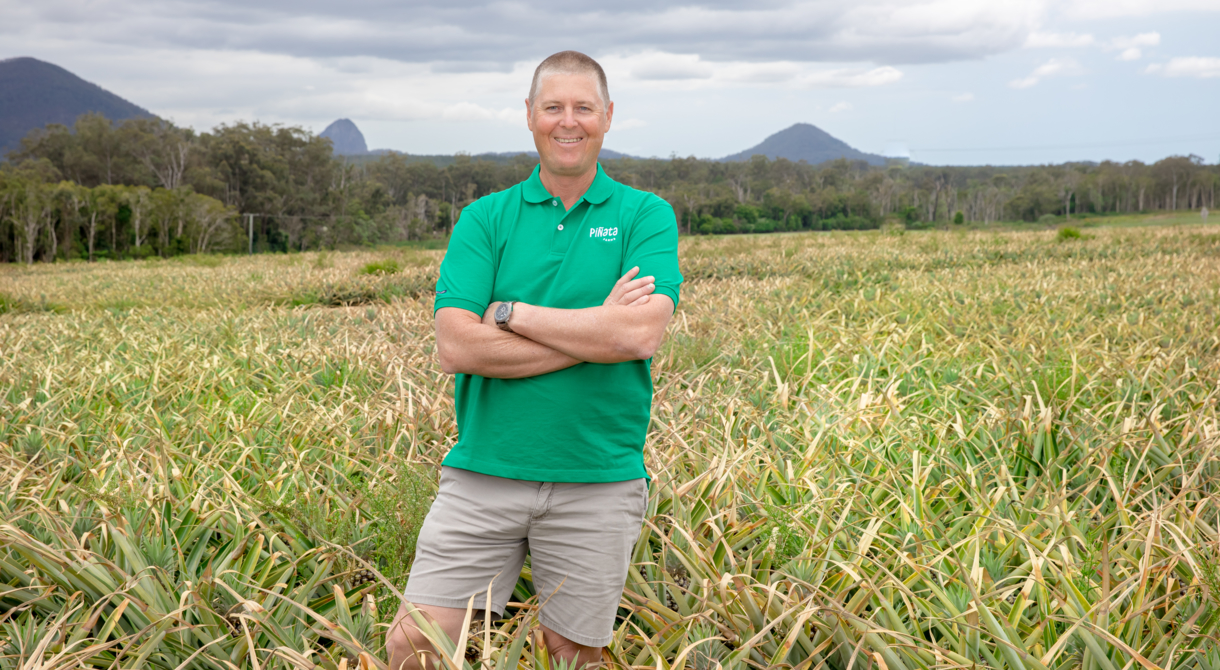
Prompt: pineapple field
<box><xmin>2</xmin><ymin>223</ymin><xmax>1220</xmax><ymax>670</ymax></box>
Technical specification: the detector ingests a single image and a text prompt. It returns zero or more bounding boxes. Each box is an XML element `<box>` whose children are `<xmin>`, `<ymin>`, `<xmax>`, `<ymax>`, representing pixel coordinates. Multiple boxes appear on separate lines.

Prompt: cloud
<box><xmin>441</xmin><ymin>103</ymin><xmax>518</xmax><ymax>122</ymax></box>
<box><xmin>797</xmin><ymin>66</ymin><xmax>904</xmax><ymax>88</ymax></box>
<box><xmin>952</xmin><ymin>92</ymin><xmax>974</xmax><ymax>102</ymax></box>
<box><xmin>1109</xmin><ymin>32</ymin><xmax>1161</xmax><ymax>49</ymax></box>
<box><xmin>1145</xmin><ymin>57</ymin><xmax>1220</xmax><ymax>78</ymax></box>
<box><xmin>606</xmin><ymin>54</ymin><xmax>903</xmax><ymax>89</ymax></box>
<box><xmin>828</xmin><ymin>101</ymin><xmax>853</xmax><ymax>113</ymax></box>
<box><xmin>629</xmin><ymin>54</ymin><xmax>714</xmax><ymax>81</ymax></box>
<box><xmin>1024</xmin><ymin>32</ymin><xmax>1095</xmax><ymax>48</ymax></box>
<box><xmin>1009</xmin><ymin>57</ymin><xmax>1085</xmax><ymax>88</ymax></box>
<box><xmin>1118</xmin><ymin>48</ymin><xmax>1142</xmax><ymax>61</ymax></box>
<box><xmin>4</xmin><ymin>0</ymin><xmax>1046</xmax><ymax>68</ymax></box>
<box><xmin>1060</xmin><ymin>0</ymin><xmax>1220</xmax><ymax>18</ymax></box>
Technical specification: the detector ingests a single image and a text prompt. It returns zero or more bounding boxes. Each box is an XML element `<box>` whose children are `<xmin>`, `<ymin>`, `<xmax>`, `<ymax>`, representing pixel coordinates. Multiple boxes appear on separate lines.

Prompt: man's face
<box><xmin>526</xmin><ymin>72</ymin><xmax>613</xmax><ymax>179</ymax></box>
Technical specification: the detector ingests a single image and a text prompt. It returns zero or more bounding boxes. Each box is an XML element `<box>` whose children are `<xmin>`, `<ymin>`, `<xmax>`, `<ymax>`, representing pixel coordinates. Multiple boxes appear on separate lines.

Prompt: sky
<box><xmin>2</xmin><ymin>0</ymin><xmax>1219</xmax><ymax>166</ymax></box>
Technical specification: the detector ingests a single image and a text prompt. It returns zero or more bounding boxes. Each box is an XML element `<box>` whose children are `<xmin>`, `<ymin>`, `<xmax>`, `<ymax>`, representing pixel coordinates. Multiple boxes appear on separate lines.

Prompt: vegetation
<box><xmin>2</xmin><ymin>113</ymin><xmax>1217</xmax><ymax>262</ymax></box>
<box><xmin>3</xmin><ymin>222</ymin><xmax>1219</xmax><ymax>669</ymax></box>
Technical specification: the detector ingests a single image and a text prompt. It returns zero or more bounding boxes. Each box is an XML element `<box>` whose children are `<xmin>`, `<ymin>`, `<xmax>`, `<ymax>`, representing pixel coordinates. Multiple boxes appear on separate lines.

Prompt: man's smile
<box><xmin>555</xmin><ymin>138</ymin><xmax>583</xmax><ymax>144</ymax></box>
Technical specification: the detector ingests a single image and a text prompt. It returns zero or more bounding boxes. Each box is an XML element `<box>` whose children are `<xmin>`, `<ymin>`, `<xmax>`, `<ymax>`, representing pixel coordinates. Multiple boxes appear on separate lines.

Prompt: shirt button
<box><xmin>557</xmin><ymin>224</ymin><xmax>564</xmax><ymax>231</ymax></box>
<box><xmin>551</xmin><ymin>200</ymin><xmax>557</xmax><ymax>206</ymax></box>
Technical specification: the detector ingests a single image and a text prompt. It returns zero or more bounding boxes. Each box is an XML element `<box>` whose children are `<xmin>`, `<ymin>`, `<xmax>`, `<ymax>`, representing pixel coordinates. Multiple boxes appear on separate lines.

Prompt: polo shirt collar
<box><xmin>521</xmin><ymin>163</ymin><xmax>615</xmax><ymax>205</ymax></box>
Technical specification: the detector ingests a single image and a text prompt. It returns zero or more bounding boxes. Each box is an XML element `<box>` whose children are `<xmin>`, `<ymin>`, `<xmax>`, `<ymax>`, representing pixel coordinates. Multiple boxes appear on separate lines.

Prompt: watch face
<box><xmin>495</xmin><ymin>302</ymin><xmax>510</xmax><ymax>322</ymax></box>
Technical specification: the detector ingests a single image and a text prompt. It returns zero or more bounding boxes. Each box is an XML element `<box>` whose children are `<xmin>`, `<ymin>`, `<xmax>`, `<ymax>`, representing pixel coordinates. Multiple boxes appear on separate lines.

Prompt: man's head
<box><xmin>526</xmin><ymin>51</ymin><xmax>613</xmax><ymax>181</ymax></box>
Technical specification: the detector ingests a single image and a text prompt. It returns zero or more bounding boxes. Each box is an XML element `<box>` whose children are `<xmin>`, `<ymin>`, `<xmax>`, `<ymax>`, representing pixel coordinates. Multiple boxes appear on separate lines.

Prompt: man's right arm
<box><xmin>435</xmin><ymin>267</ymin><xmax>658</xmax><ymax>379</ymax></box>
<box><xmin>435</xmin><ymin>307</ymin><xmax>580</xmax><ymax>379</ymax></box>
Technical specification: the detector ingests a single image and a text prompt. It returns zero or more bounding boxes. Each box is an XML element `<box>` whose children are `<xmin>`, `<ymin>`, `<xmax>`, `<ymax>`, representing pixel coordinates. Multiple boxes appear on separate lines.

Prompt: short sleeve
<box><xmin>624</xmin><ymin>197</ymin><xmax>682</xmax><ymax>309</ymax></box>
<box><xmin>434</xmin><ymin>204</ymin><xmax>494</xmax><ymax>316</ymax></box>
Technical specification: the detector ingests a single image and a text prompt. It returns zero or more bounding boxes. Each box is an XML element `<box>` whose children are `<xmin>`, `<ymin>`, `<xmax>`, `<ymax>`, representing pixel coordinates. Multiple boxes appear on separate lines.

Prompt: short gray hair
<box><xmin>528</xmin><ymin>51</ymin><xmax>610</xmax><ymax>109</ymax></box>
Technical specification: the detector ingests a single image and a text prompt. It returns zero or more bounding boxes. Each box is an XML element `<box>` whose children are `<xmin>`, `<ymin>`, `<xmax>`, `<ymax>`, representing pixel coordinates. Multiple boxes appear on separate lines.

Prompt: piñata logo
<box><xmin>589</xmin><ymin>226</ymin><xmax>619</xmax><ymax>242</ymax></box>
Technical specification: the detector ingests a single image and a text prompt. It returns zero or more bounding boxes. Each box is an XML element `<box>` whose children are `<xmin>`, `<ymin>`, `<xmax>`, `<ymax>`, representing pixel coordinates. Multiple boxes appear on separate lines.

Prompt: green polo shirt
<box><xmin>433</xmin><ymin>163</ymin><xmax>682</xmax><ymax>483</ymax></box>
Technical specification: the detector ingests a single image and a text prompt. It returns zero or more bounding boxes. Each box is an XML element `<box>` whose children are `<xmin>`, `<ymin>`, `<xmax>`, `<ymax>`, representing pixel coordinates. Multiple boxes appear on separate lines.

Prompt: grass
<box><xmin>1057</xmin><ymin>227</ymin><xmax>1082</xmax><ymax>241</ymax></box>
<box><xmin>2</xmin><ymin>222</ymin><xmax>1220</xmax><ymax>669</ymax></box>
<box><xmin>361</xmin><ymin>259</ymin><xmax>403</xmax><ymax>276</ymax></box>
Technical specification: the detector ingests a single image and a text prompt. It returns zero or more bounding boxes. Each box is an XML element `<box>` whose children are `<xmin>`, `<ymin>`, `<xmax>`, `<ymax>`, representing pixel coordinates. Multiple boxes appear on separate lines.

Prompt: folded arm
<box><xmin>506</xmin><ymin>295</ymin><xmax>674</xmax><ymax>364</ymax></box>
<box><xmin>435</xmin><ymin>307</ymin><xmax>580</xmax><ymax>379</ymax></box>
<box><xmin>434</xmin><ymin>267</ymin><xmax>672</xmax><ymax>378</ymax></box>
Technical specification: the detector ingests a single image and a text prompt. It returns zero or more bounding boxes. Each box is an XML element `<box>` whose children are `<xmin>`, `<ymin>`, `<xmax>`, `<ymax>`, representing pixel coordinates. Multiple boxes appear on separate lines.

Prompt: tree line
<box><xmin>2</xmin><ymin>112</ymin><xmax>1217</xmax><ymax>263</ymax></box>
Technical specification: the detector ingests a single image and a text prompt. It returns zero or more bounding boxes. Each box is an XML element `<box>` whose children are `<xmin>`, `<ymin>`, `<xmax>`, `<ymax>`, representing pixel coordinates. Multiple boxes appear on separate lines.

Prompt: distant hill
<box><xmin>721</xmin><ymin>123</ymin><xmax>887</xmax><ymax>166</ymax></box>
<box><xmin>320</xmin><ymin>118</ymin><xmax>369</xmax><ymax>155</ymax></box>
<box><xmin>0</xmin><ymin>57</ymin><xmax>154</xmax><ymax>157</ymax></box>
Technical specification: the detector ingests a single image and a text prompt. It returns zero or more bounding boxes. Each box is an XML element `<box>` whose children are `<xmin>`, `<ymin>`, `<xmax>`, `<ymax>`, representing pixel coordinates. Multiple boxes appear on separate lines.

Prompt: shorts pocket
<box><xmin>625</xmin><ymin>478</ymin><xmax>649</xmax><ymax>527</ymax></box>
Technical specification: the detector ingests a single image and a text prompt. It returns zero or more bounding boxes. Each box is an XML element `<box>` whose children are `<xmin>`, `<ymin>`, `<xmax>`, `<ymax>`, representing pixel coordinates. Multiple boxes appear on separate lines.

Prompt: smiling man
<box><xmin>385</xmin><ymin>51</ymin><xmax>682</xmax><ymax>670</ymax></box>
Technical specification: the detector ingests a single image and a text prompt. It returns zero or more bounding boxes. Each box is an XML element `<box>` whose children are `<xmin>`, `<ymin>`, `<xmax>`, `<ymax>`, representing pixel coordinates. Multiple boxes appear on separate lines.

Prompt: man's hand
<box><xmin>604</xmin><ymin>266</ymin><xmax>656</xmax><ymax>307</ymax></box>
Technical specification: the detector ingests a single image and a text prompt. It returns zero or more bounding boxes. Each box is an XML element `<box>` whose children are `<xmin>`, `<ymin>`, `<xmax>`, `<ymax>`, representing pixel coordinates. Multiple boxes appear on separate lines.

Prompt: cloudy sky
<box><xmin>3</xmin><ymin>0</ymin><xmax>1219</xmax><ymax>165</ymax></box>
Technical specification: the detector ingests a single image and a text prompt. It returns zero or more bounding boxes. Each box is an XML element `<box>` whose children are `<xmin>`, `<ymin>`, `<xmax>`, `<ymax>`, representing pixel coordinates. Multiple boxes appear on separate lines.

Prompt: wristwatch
<box><xmin>494</xmin><ymin>301</ymin><xmax>515</xmax><ymax>332</ymax></box>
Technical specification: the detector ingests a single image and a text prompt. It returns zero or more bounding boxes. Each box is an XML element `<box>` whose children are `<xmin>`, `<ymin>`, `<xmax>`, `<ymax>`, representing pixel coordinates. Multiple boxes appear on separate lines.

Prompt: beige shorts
<box><xmin>402</xmin><ymin>466</ymin><xmax>649</xmax><ymax>647</ymax></box>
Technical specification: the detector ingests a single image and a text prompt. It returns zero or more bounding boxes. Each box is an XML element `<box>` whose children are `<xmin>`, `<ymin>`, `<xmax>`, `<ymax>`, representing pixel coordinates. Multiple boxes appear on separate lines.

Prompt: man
<box><xmin>385</xmin><ymin>51</ymin><xmax>682</xmax><ymax>670</ymax></box>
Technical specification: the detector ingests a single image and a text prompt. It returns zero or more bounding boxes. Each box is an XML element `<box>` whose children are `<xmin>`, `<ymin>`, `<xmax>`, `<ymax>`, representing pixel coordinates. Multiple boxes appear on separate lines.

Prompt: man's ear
<box><xmin>525</xmin><ymin>100</ymin><xmax>534</xmax><ymax>132</ymax></box>
<box><xmin>604</xmin><ymin>101</ymin><xmax>614</xmax><ymax>132</ymax></box>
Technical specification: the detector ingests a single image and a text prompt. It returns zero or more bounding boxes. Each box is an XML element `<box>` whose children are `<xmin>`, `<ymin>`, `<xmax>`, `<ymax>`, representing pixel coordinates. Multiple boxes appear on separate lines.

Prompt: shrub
<box><xmin>282</xmin><ymin>273</ymin><xmax>432</xmax><ymax>307</ymax></box>
<box><xmin>953</xmin><ymin>211</ymin><xmax>965</xmax><ymax>225</ymax></box>
<box><xmin>173</xmin><ymin>254</ymin><xmax>225</xmax><ymax>268</ymax></box>
<box><xmin>360</xmin><ymin>258</ymin><xmax>401</xmax><ymax>275</ymax></box>
<box><xmin>0</xmin><ymin>293</ymin><xmax>63</xmax><ymax>315</ymax></box>
<box><xmin>1058</xmin><ymin>226</ymin><xmax>1082</xmax><ymax>241</ymax></box>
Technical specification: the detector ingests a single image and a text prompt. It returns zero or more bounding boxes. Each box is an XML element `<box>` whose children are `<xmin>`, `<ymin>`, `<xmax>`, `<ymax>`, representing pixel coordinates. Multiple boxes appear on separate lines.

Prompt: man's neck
<box><xmin>539</xmin><ymin>165</ymin><xmax>597</xmax><ymax>210</ymax></box>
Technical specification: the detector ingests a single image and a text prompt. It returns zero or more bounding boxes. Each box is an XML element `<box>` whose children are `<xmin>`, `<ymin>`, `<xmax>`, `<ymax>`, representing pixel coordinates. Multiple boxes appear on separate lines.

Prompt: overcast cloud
<box><xmin>2</xmin><ymin>0</ymin><xmax>1218</xmax><ymax>164</ymax></box>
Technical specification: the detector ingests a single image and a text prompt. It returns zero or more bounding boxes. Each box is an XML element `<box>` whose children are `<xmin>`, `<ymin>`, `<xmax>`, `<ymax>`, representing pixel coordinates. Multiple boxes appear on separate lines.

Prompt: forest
<box><xmin>1</xmin><ymin>112</ymin><xmax>1217</xmax><ymax>262</ymax></box>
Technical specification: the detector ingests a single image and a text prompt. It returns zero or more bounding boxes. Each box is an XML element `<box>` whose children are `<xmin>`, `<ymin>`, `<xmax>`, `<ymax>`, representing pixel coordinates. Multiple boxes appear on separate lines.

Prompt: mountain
<box><xmin>320</xmin><ymin>118</ymin><xmax>369</xmax><ymax>155</ymax></box>
<box><xmin>0</xmin><ymin>57</ymin><xmax>154</xmax><ymax>157</ymax></box>
<box><xmin>721</xmin><ymin>123</ymin><xmax>887</xmax><ymax>166</ymax></box>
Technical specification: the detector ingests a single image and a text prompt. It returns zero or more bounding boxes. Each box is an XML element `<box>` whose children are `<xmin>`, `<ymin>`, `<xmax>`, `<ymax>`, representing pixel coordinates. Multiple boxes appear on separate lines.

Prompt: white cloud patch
<box><xmin>1118</xmin><ymin>48</ymin><xmax>1142</xmax><ymax>61</ymax></box>
<box><xmin>629</xmin><ymin>53</ymin><xmax>714</xmax><ymax>81</ymax></box>
<box><xmin>798</xmin><ymin>66</ymin><xmax>904</xmax><ymax>88</ymax></box>
<box><xmin>1061</xmin><ymin>0</ymin><xmax>1220</xmax><ymax>19</ymax></box>
<box><xmin>1024</xmin><ymin>32</ymin><xmax>1095</xmax><ymax>48</ymax></box>
<box><xmin>828</xmin><ymin>101</ymin><xmax>853</xmax><ymax>113</ymax></box>
<box><xmin>605</xmin><ymin>54</ymin><xmax>903</xmax><ymax>89</ymax></box>
<box><xmin>1146</xmin><ymin>57</ymin><xmax>1220</xmax><ymax>78</ymax></box>
<box><xmin>952</xmin><ymin>92</ymin><xmax>974</xmax><ymax>102</ymax></box>
<box><xmin>441</xmin><ymin>103</ymin><xmax>518</xmax><ymax>122</ymax></box>
<box><xmin>1009</xmin><ymin>57</ymin><xmax>1085</xmax><ymax>88</ymax></box>
<box><xmin>1109</xmin><ymin>32</ymin><xmax>1161</xmax><ymax>49</ymax></box>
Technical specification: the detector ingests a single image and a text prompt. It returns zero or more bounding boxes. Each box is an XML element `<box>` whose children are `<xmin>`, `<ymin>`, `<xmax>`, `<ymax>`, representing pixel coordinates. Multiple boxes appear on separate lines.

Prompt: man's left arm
<box><xmin>501</xmin><ymin>296</ymin><xmax>674</xmax><ymax>364</ymax></box>
<box><xmin>495</xmin><ymin>198</ymin><xmax>682</xmax><ymax>364</ymax></box>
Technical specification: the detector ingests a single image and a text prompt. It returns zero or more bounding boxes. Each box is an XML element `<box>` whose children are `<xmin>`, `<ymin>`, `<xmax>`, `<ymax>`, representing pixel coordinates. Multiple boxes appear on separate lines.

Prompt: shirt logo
<box><xmin>589</xmin><ymin>226</ymin><xmax>619</xmax><ymax>242</ymax></box>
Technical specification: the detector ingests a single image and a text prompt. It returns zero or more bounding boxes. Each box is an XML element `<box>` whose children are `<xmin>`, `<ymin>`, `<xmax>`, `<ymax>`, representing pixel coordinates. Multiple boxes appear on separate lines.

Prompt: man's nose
<box><xmin>560</xmin><ymin>107</ymin><xmax>578</xmax><ymax>126</ymax></box>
